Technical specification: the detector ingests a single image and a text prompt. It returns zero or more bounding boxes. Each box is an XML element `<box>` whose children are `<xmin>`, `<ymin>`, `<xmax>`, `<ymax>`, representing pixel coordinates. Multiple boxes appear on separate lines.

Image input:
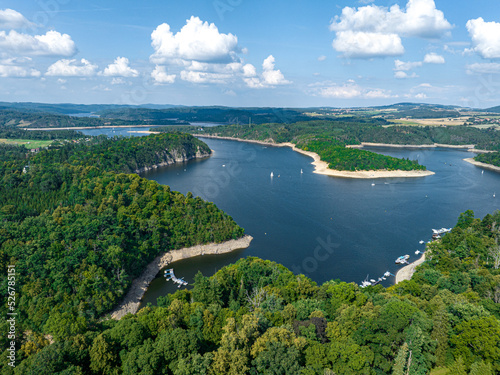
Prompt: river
<box><xmin>80</xmin><ymin>128</ymin><xmax>500</xmax><ymax>306</ymax></box>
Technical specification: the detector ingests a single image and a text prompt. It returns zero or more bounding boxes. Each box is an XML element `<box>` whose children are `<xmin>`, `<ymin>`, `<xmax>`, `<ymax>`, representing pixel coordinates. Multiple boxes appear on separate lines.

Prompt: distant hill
<box><xmin>485</xmin><ymin>105</ymin><xmax>500</xmax><ymax>113</ymax></box>
<box><xmin>0</xmin><ymin>102</ymin><xmax>182</xmax><ymax>115</ymax></box>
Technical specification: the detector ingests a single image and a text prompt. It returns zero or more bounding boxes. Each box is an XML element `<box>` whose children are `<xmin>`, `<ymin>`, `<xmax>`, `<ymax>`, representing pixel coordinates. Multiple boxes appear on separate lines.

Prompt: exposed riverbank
<box><xmin>110</xmin><ymin>235</ymin><xmax>253</xmax><ymax>320</ymax></box>
<box><xmin>348</xmin><ymin>142</ymin><xmax>495</xmax><ymax>154</ymax></box>
<box><xmin>195</xmin><ymin>135</ymin><xmax>435</xmax><ymax>179</ymax></box>
<box><xmin>395</xmin><ymin>253</ymin><xmax>426</xmax><ymax>284</ymax></box>
<box><xmin>463</xmin><ymin>158</ymin><xmax>500</xmax><ymax>173</ymax></box>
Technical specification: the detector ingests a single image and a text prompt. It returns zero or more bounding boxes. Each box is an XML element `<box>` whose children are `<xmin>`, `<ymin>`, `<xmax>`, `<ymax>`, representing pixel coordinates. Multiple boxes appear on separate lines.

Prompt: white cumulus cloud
<box><xmin>243</xmin><ymin>55</ymin><xmax>291</xmax><ymax>88</ymax></box>
<box><xmin>423</xmin><ymin>52</ymin><xmax>445</xmax><ymax>64</ymax></box>
<box><xmin>0</xmin><ymin>30</ymin><xmax>76</xmax><ymax>56</ymax></box>
<box><xmin>309</xmin><ymin>81</ymin><xmax>394</xmax><ymax>99</ymax></box>
<box><xmin>394</xmin><ymin>59</ymin><xmax>423</xmax><ymax>71</ymax></box>
<box><xmin>0</xmin><ymin>64</ymin><xmax>40</xmax><ymax>77</ymax></box>
<box><xmin>101</xmin><ymin>57</ymin><xmax>139</xmax><ymax>77</ymax></box>
<box><xmin>151</xmin><ymin>65</ymin><xmax>176</xmax><ymax>84</ymax></box>
<box><xmin>332</xmin><ymin>31</ymin><xmax>404</xmax><ymax>58</ymax></box>
<box><xmin>150</xmin><ymin>16</ymin><xmax>239</xmax><ymax>65</ymax></box>
<box><xmin>330</xmin><ymin>0</ymin><xmax>451</xmax><ymax>58</ymax></box>
<box><xmin>46</xmin><ymin>58</ymin><xmax>98</xmax><ymax>77</ymax></box>
<box><xmin>0</xmin><ymin>9</ymin><xmax>32</xmax><ymax>29</ymax></box>
<box><xmin>466</xmin><ymin>18</ymin><xmax>500</xmax><ymax>59</ymax></box>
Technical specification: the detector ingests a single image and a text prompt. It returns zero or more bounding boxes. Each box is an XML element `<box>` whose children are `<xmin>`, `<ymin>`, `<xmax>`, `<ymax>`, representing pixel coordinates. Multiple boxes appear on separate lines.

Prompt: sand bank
<box><xmin>395</xmin><ymin>253</ymin><xmax>426</xmax><ymax>284</ymax></box>
<box><xmin>349</xmin><ymin>142</ymin><xmax>494</xmax><ymax>154</ymax></box>
<box><xmin>195</xmin><ymin>135</ymin><xmax>435</xmax><ymax>179</ymax></box>
<box><xmin>110</xmin><ymin>235</ymin><xmax>253</xmax><ymax>320</ymax></box>
<box><xmin>127</xmin><ymin>130</ymin><xmax>160</xmax><ymax>134</ymax></box>
<box><xmin>463</xmin><ymin>158</ymin><xmax>500</xmax><ymax>173</ymax></box>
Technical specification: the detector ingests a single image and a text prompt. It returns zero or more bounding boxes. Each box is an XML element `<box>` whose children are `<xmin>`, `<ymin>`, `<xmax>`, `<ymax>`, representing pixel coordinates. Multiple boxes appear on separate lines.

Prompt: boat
<box><xmin>395</xmin><ymin>255</ymin><xmax>410</xmax><ymax>264</ymax></box>
<box><xmin>371</xmin><ymin>183</ymin><xmax>375</xmax><ymax>186</ymax></box>
<box><xmin>270</xmin><ymin>172</ymin><xmax>274</xmax><ymax>178</ymax></box>
<box><xmin>494</xmin><ymin>192</ymin><xmax>496</xmax><ymax>198</ymax></box>
<box><xmin>301</xmin><ymin>169</ymin><xmax>303</xmax><ymax>174</ymax></box>
<box><xmin>164</xmin><ymin>268</ymin><xmax>188</xmax><ymax>287</ymax></box>
<box><xmin>432</xmin><ymin>228</ymin><xmax>452</xmax><ymax>235</ymax></box>
<box><xmin>415</xmin><ymin>250</ymin><xmax>420</xmax><ymax>255</ymax></box>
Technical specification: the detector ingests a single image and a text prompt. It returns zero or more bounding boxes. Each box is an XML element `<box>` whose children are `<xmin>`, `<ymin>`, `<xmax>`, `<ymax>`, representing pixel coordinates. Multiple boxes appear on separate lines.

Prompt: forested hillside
<box><xmin>475</xmin><ymin>152</ymin><xmax>500</xmax><ymax>168</ymax></box>
<box><xmin>34</xmin><ymin>132</ymin><xmax>211</xmax><ymax>174</ymax></box>
<box><xmin>4</xmin><ymin>210</ymin><xmax>499</xmax><ymax>374</ymax></box>
<box><xmin>0</xmin><ymin>133</ymin><xmax>245</xmax><ymax>373</ymax></box>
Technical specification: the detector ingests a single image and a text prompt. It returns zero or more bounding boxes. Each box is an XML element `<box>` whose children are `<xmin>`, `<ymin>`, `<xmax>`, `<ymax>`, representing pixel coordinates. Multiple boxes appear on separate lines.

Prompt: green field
<box><xmin>0</xmin><ymin>138</ymin><xmax>53</xmax><ymax>148</ymax></box>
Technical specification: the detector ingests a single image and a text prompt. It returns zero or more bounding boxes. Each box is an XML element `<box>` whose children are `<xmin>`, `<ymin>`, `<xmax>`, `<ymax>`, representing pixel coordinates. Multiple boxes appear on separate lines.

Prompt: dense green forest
<box><xmin>0</xmin><ymin>128</ymin><xmax>85</xmax><ymax>141</ymax></box>
<box><xmin>0</xmin><ymin>133</ymin><xmax>245</xmax><ymax>373</ymax></box>
<box><xmin>33</xmin><ymin>132</ymin><xmax>211</xmax><ymax>174</ymax></box>
<box><xmin>475</xmin><ymin>152</ymin><xmax>500</xmax><ymax>168</ymax></box>
<box><xmin>3</xmin><ymin>210</ymin><xmax>499</xmax><ymax>374</ymax></box>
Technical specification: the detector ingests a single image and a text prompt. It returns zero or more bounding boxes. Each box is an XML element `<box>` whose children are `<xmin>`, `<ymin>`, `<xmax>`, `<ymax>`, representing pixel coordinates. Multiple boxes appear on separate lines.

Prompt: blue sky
<box><xmin>0</xmin><ymin>0</ymin><xmax>499</xmax><ymax>108</ymax></box>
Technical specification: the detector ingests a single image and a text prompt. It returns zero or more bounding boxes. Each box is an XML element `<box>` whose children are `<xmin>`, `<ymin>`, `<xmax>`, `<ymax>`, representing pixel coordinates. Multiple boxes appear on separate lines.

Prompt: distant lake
<box><xmin>80</xmin><ymin>129</ymin><xmax>500</xmax><ymax>305</ymax></box>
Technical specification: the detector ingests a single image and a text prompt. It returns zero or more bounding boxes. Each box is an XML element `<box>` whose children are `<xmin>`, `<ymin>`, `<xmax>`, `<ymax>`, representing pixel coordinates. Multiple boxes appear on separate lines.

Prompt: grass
<box><xmin>0</xmin><ymin>139</ymin><xmax>53</xmax><ymax>149</ymax></box>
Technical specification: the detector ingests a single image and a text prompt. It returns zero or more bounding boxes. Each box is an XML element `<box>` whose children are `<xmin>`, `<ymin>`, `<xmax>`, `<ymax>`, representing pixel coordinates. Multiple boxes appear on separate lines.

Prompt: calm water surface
<box><xmin>80</xmin><ymin>129</ymin><xmax>500</xmax><ymax>305</ymax></box>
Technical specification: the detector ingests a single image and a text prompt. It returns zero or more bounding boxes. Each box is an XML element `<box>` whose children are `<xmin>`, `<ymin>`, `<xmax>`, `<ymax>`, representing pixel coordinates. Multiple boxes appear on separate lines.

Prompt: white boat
<box><xmin>432</xmin><ymin>228</ymin><xmax>452</xmax><ymax>235</ymax></box>
<box><xmin>301</xmin><ymin>169</ymin><xmax>303</xmax><ymax>174</ymax></box>
<box><xmin>494</xmin><ymin>193</ymin><xmax>496</xmax><ymax>198</ymax></box>
<box><xmin>370</xmin><ymin>279</ymin><xmax>377</xmax><ymax>284</ymax></box>
<box><xmin>395</xmin><ymin>255</ymin><xmax>410</xmax><ymax>264</ymax></box>
<box><xmin>415</xmin><ymin>250</ymin><xmax>420</xmax><ymax>255</ymax></box>
<box><xmin>164</xmin><ymin>268</ymin><xmax>188</xmax><ymax>287</ymax></box>
<box><xmin>419</xmin><ymin>240</ymin><xmax>425</xmax><ymax>244</ymax></box>
<box><xmin>371</xmin><ymin>183</ymin><xmax>375</xmax><ymax>186</ymax></box>
<box><xmin>270</xmin><ymin>172</ymin><xmax>274</xmax><ymax>178</ymax></box>
<box><xmin>383</xmin><ymin>271</ymin><xmax>391</xmax><ymax>277</ymax></box>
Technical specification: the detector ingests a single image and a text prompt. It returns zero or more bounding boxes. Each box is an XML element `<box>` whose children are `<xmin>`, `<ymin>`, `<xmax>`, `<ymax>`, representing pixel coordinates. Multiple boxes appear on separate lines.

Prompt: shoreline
<box><xmin>195</xmin><ymin>135</ymin><xmax>435</xmax><ymax>179</ymax></box>
<box><xmin>463</xmin><ymin>158</ymin><xmax>500</xmax><ymax>173</ymax></box>
<box><xmin>134</xmin><ymin>150</ymin><xmax>211</xmax><ymax>174</ymax></box>
<box><xmin>110</xmin><ymin>235</ymin><xmax>253</xmax><ymax>320</ymax></box>
<box><xmin>348</xmin><ymin>142</ymin><xmax>495</xmax><ymax>154</ymax></box>
<box><xmin>395</xmin><ymin>253</ymin><xmax>426</xmax><ymax>284</ymax></box>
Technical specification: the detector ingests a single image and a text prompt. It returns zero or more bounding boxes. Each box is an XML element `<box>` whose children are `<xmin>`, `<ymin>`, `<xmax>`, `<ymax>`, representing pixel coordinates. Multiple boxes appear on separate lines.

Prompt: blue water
<box><xmin>80</xmin><ymin>128</ymin><xmax>500</xmax><ymax>304</ymax></box>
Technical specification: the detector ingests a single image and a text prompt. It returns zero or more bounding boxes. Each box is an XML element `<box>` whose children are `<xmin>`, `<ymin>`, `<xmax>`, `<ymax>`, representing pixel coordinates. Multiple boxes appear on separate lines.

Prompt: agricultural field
<box><xmin>0</xmin><ymin>138</ymin><xmax>53</xmax><ymax>148</ymax></box>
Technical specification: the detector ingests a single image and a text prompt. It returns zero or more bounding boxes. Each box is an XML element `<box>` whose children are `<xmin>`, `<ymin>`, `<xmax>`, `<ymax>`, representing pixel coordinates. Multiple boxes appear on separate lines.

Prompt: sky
<box><xmin>0</xmin><ymin>0</ymin><xmax>500</xmax><ymax>108</ymax></box>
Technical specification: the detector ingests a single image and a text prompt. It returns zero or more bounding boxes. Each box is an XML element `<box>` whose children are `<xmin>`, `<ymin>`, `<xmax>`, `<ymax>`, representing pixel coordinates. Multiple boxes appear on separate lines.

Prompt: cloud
<box><xmin>0</xmin><ymin>64</ymin><xmax>40</xmax><ymax>78</ymax></box>
<box><xmin>423</xmin><ymin>52</ymin><xmax>445</xmax><ymax>64</ymax></box>
<box><xmin>180</xmin><ymin>70</ymin><xmax>232</xmax><ymax>84</ymax></box>
<box><xmin>394</xmin><ymin>71</ymin><xmax>418</xmax><ymax>79</ymax></box>
<box><xmin>309</xmin><ymin>81</ymin><xmax>394</xmax><ymax>99</ymax></box>
<box><xmin>466</xmin><ymin>18</ymin><xmax>500</xmax><ymax>59</ymax></box>
<box><xmin>46</xmin><ymin>58</ymin><xmax>98</xmax><ymax>76</ymax></box>
<box><xmin>101</xmin><ymin>57</ymin><xmax>139</xmax><ymax>77</ymax></box>
<box><xmin>151</xmin><ymin>65</ymin><xmax>176</xmax><ymax>84</ymax></box>
<box><xmin>150</xmin><ymin>16</ymin><xmax>239</xmax><ymax>65</ymax></box>
<box><xmin>332</xmin><ymin>31</ymin><xmax>404</xmax><ymax>58</ymax></box>
<box><xmin>318</xmin><ymin>55</ymin><xmax>327</xmax><ymax>61</ymax></box>
<box><xmin>0</xmin><ymin>9</ymin><xmax>32</xmax><ymax>29</ymax></box>
<box><xmin>243</xmin><ymin>55</ymin><xmax>291</xmax><ymax>88</ymax></box>
<box><xmin>330</xmin><ymin>0</ymin><xmax>451</xmax><ymax>58</ymax></box>
<box><xmin>0</xmin><ymin>30</ymin><xmax>76</xmax><ymax>56</ymax></box>
<box><xmin>394</xmin><ymin>59</ymin><xmax>422</xmax><ymax>71</ymax></box>
<box><xmin>466</xmin><ymin>63</ymin><xmax>500</xmax><ymax>75</ymax></box>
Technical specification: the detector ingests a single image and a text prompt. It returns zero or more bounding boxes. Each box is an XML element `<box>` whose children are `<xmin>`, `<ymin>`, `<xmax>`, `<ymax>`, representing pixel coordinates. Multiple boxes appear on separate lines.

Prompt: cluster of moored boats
<box><xmin>360</xmin><ymin>271</ymin><xmax>394</xmax><ymax>288</ymax></box>
<box><xmin>360</xmin><ymin>227</ymin><xmax>452</xmax><ymax>288</ymax></box>
<box><xmin>164</xmin><ymin>268</ymin><xmax>188</xmax><ymax>288</ymax></box>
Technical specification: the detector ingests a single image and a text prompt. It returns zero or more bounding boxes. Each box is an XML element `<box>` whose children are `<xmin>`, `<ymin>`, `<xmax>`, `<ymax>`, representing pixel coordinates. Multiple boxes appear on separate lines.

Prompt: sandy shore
<box><xmin>110</xmin><ymin>235</ymin><xmax>253</xmax><ymax>320</ymax></box>
<box><xmin>127</xmin><ymin>130</ymin><xmax>160</xmax><ymax>134</ymax></box>
<box><xmin>463</xmin><ymin>158</ymin><xmax>500</xmax><ymax>173</ymax></box>
<box><xmin>395</xmin><ymin>253</ymin><xmax>426</xmax><ymax>284</ymax></box>
<box><xmin>195</xmin><ymin>135</ymin><xmax>435</xmax><ymax>179</ymax></box>
<box><xmin>349</xmin><ymin>142</ymin><xmax>494</xmax><ymax>154</ymax></box>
